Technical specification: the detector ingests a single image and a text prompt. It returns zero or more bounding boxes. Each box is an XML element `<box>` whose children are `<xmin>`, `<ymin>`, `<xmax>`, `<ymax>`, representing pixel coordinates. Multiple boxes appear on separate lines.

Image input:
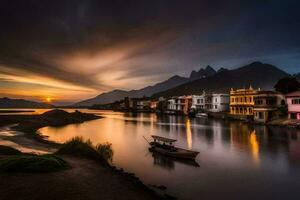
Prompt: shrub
<box><xmin>0</xmin><ymin>155</ymin><xmax>69</xmax><ymax>173</ymax></box>
<box><xmin>0</xmin><ymin>145</ymin><xmax>22</xmax><ymax>155</ymax></box>
<box><xmin>56</xmin><ymin>137</ymin><xmax>113</xmax><ymax>163</ymax></box>
<box><xmin>96</xmin><ymin>143</ymin><xmax>113</xmax><ymax>162</ymax></box>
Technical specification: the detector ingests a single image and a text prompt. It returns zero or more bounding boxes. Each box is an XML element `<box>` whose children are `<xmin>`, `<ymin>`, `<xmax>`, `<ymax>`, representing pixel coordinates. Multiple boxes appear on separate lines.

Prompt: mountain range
<box><xmin>74</xmin><ymin>62</ymin><xmax>289</xmax><ymax>106</ymax></box>
<box><xmin>152</xmin><ymin>62</ymin><xmax>289</xmax><ymax>97</ymax></box>
<box><xmin>73</xmin><ymin>66</ymin><xmax>216</xmax><ymax>106</ymax></box>
<box><xmin>0</xmin><ymin>97</ymin><xmax>53</xmax><ymax>108</ymax></box>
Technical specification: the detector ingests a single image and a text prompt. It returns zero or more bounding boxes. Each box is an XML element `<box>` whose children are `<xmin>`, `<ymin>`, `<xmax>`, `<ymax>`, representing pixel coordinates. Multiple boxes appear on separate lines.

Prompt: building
<box><xmin>210</xmin><ymin>93</ymin><xmax>230</xmax><ymax>112</ymax></box>
<box><xmin>175</xmin><ymin>96</ymin><xmax>192</xmax><ymax>114</ymax></box>
<box><xmin>167</xmin><ymin>96</ymin><xmax>192</xmax><ymax>114</ymax></box>
<box><xmin>191</xmin><ymin>93</ymin><xmax>206</xmax><ymax>111</ymax></box>
<box><xmin>230</xmin><ymin>86</ymin><xmax>258</xmax><ymax>116</ymax></box>
<box><xmin>167</xmin><ymin>98</ymin><xmax>176</xmax><ymax>111</ymax></box>
<box><xmin>191</xmin><ymin>92</ymin><xmax>230</xmax><ymax>113</ymax></box>
<box><xmin>150</xmin><ymin>100</ymin><xmax>157</xmax><ymax>109</ymax></box>
<box><xmin>286</xmin><ymin>91</ymin><xmax>300</xmax><ymax>120</ymax></box>
<box><xmin>253</xmin><ymin>91</ymin><xmax>285</xmax><ymax>122</ymax></box>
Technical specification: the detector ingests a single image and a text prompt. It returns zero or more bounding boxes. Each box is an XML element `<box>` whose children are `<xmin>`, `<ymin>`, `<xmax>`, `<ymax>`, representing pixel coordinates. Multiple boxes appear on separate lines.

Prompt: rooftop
<box><xmin>285</xmin><ymin>91</ymin><xmax>300</xmax><ymax>97</ymax></box>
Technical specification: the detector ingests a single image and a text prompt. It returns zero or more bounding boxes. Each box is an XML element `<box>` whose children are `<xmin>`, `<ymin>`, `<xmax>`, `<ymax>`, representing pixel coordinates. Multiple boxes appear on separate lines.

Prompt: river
<box><xmin>1</xmin><ymin>109</ymin><xmax>300</xmax><ymax>199</ymax></box>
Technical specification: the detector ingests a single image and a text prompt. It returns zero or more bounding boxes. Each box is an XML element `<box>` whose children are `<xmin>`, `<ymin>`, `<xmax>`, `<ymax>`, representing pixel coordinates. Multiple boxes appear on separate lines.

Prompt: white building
<box><xmin>210</xmin><ymin>94</ymin><xmax>230</xmax><ymax>112</ymax></box>
<box><xmin>191</xmin><ymin>93</ymin><xmax>206</xmax><ymax>110</ymax></box>
<box><xmin>167</xmin><ymin>98</ymin><xmax>176</xmax><ymax>111</ymax></box>
<box><xmin>191</xmin><ymin>92</ymin><xmax>229</xmax><ymax>112</ymax></box>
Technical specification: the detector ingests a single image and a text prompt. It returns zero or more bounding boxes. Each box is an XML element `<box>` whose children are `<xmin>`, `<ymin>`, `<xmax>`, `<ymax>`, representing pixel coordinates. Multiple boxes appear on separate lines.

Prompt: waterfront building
<box><xmin>230</xmin><ymin>86</ymin><xmax>258</xmax><ymax>116</ymax></box>
<box><xmin>286</xmin><ymin>91</ymin><xmax>300</xmax><ymax>120</ymax></box>
<box><xmin>150</xmin><ymin>100</ymin><xmax>157</xmax><ymax>109</ymax></box>
<box><xmin>191</xmin><ymin>92</ymin><xmax>230</xmax><ymax>113</ymax></box>
<box><xmin>135</xmin><ymin>99</ymin><xmax>151</xmax><ymax>110</ymax></box>
<box><xmin>253</xmin><ymin>91</ymin><xmax>285</xmax><ymax>122</ymax></box>
<box><xmin>175</xmin><ymin>96</ymin><xmax>192</xmax><ymax>114</ymax></box>
<box><xmin>167</xmin><ymin>96</ymin><xmax>192</xmax><ymax>114</ymax></box>
<box><xmin>210</xmin><ymin>94</ymin><xmax>230</xmax><ymax>112</ymax></box>
<box><xmin>191</xmin><ymin>93</ymin><xmax>206</xmax><ymax>111</ymax></box>
<box><xmin>167</xmin><ymin>98</ymin><xmax>176</xmax><ymax>111</ymax></box>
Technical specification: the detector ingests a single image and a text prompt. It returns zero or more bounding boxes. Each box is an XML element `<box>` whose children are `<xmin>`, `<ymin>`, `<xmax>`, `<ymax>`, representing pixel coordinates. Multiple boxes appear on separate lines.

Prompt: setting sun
<box><xmin>46</xmin><ymin>97</ymin><xmax>52</xmax><ymax>102</ymax></box>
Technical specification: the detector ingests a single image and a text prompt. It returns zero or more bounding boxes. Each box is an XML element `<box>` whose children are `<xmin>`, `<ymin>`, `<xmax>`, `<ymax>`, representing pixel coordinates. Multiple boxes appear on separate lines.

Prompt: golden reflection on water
<box><xmin>185</xmin><ymin>118</ymin><xmax>193</xmax><ymax>149</ymax></box>
<box><xmin>249</xmin><ymin>130</ymin><xmax>260</xmax><ymax>164</ymax></box>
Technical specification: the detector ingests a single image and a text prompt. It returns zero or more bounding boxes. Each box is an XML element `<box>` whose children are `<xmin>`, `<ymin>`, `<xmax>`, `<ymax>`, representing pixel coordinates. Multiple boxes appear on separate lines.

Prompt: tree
<box><xmin>274</xmin><ymin>76</ymin><xmax>300</xmax><ymax>94</ymax></box>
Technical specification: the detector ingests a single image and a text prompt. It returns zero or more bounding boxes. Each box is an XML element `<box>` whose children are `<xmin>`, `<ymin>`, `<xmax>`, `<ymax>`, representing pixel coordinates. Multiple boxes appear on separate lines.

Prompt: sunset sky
<box><xmin>0</xmin><ymin>0</ymin><xmax>300</xmax><ymax>104</ymax></box>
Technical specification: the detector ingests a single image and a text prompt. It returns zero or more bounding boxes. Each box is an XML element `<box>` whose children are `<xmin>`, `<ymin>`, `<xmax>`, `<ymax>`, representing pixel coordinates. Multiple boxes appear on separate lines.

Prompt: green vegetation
<box><xmin>0</xmin><ymin>154</ymin><xmax>69</xmax><ymax>173</ymax></box>
<box><xmin>0</xmin><ymin>145</ymin><xmax>22</xmax><ymax>155</ymax></box>
<box><xmin>56</xmin><ymin>136</ymin><xmax>113</xmax><ymax>163</ymax></box>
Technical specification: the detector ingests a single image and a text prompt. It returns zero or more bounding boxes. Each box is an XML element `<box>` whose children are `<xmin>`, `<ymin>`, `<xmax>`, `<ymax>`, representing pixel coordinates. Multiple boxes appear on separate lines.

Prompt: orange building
<box><xmin>230</xmin><ymin>86</ymin><xmax>258</xmax><ymax>116</ymax></box>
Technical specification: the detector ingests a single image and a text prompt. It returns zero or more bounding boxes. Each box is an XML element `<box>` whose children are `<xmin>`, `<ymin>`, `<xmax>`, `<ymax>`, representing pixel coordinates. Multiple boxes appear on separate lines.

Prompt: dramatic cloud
<box><xmin>0</xmin><ymin>0</ymin><xmax>300</xmax><ymax>103</ymax></box>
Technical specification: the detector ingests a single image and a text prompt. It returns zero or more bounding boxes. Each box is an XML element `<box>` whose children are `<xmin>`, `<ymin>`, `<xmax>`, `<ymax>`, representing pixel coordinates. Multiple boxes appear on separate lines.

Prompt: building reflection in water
<box><xmin>249</xmin><ymin>130</ymin><xmax>260</xmax><ymax>164</ymax></box>
<box><xmin>230</xmin><ymin>123</ymin><xmax>260</xmax><ymax>165</ymax></box>
<box><xmin>185</xmin><ymin>118</ymin><xmax>193</xmax><ymax>149</ymax></box>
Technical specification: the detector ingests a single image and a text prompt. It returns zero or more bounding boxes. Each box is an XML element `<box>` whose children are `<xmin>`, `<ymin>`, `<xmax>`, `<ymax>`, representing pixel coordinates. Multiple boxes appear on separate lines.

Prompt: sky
<box><xmin>0</xmin><ymin>0</ymin><xmax>300</xmax><ymax>105</ymax></box>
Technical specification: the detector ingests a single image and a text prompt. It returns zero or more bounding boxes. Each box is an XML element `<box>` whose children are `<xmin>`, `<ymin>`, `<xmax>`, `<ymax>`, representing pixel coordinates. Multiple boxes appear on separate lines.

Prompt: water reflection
<box><xmin>185</xmin><ymin>119</ymin><xmax>193</xmax><ymax>149</ymax></box>
<box><xmin>37</xmin><ymin>111</ymin><xmax>300</xmax><ymax>200</ymax></box>
<box><xmin>151</xmin><ymin>152</ymin><xmax>200</xmax><ymax>170</ymax></box>
<box><xmin>249</xmin><ymin>130</ymin><xmax>260</xmax><ymax>164</ymax></box>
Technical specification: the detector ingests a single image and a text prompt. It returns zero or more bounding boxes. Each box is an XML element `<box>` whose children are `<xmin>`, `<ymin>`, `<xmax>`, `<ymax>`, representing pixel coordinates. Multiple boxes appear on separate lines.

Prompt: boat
<box><xmin>195</xmin><ymin>112</ymin><xmax>208</xmax><ymax>118</ymax></box>
<box><xmin>145</xmin><ymin>135</ymin><xmax>199</xmax><ymax>160</ymax></box>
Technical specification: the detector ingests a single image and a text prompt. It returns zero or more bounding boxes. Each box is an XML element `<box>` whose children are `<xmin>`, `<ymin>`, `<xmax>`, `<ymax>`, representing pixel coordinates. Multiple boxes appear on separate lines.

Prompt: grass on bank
<box><xmin>56</xmin><ymin>136</ymin><xmax>113</xmax><ymax>163</ymax></box>
<box><xmin>0</xmin><ymin>137</ymin><xmax>113</xmax><ymax>173</ymax></box>
<box><xmin>0</xmin><ymin>154</ymin><xmax>69</xmax><ymax>173</ymax></box>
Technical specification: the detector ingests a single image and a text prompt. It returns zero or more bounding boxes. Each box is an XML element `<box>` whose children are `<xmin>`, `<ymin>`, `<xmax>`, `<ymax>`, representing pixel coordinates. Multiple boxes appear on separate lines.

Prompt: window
<box><xmin>259</xmin><ymin>112</ymin><xmax>263</xmax><ymax>119</ymax></box>
<box><xmin>232</xmin><ymin>98</ymin><xmax>234</xmax><ymax>102</ymax></box>
<box><xmin>240</xmin><ymin>98</ymin><xmax>243</xmax><ymax>102</ymax></box>
<box><xmin>215</xmin><ymin>105</ymin><xmax>217</xmax><ymax>109</ymax></box>
<box><xmin>197</xmin><ymin>99</ymin><xmax>200</xmax><ymax>104</ymax></box>
<box><xmin>215</xmin><ymin>98</ymin><xmax>217</xmax><ymax>102</ymax></box>
<box><xmin>266</xmin><ymin>99</ymin><xmax>275</xmax><ymax>105</ymax></box>
<box><xmin>292</xmin><ymin>99</ymin><xmax>300</xmax><ymax>104</ymax></box>
<box><xmin>244</xmin><ymin>97</ymin><xmax>247</xmax><ymax>102</ymax></box>
<box><xmin>249</xmin><ymin>97</ymin><xmax>252</xmax><ymax>102</ymax></box>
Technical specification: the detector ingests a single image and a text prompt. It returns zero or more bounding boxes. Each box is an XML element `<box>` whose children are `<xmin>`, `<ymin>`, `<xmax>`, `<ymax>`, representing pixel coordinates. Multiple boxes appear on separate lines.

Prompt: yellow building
<box><xmin>230</xmin><ymin>86</ymin><xmax>258</xmax><ymax>116</ymax></box>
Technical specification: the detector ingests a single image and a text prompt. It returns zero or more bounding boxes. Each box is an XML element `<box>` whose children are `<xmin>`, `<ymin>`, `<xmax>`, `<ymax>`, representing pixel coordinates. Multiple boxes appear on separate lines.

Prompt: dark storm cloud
<box><xmin>0</xmin><ymin>0</ymin><xmax>300</xmax><ymax>92</ymax></box>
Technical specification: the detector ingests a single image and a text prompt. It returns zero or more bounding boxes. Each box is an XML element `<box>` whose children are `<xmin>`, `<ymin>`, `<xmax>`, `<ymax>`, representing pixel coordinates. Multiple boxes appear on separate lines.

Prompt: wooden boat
<box><xmin>146</xmin><ymin>135</ymin><xmax>199</xmax><ymax>160</ymax></box>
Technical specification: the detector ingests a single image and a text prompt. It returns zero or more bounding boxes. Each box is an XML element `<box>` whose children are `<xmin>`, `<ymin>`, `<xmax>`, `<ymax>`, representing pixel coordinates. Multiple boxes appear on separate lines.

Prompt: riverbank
<box><xmin>0</xmin><ymin>155</ymin><xmax>164</xmax><ymax>200</ymax></box>
<box><xmin>0</xmin><ymin>109</ymin><xmax>170</xmax><ymax>200</ymax></box>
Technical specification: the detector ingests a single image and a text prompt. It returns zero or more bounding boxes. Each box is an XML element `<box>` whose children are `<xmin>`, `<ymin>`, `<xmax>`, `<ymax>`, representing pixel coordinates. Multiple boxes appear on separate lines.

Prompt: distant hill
<box><xmin>0</xmin><ymin>97</ymin><xmax>53</xmax><ymax>108</ymax></box>
<box><xmin>73</xmin><ymin>75</ymin><xmax>189</xmax><ymax>106</ymax></box>
<box><xmin>152</xmin><ymin>62</ymin><xmax>289</xmax><ymax>98</ymax></box>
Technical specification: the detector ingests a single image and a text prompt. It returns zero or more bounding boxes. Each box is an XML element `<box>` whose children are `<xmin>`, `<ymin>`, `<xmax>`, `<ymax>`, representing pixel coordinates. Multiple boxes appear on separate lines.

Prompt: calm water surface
<box><xmin>37</xmin><ymin>110</ymin><xmax>300</xmax><ymax>200</ymax></box>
